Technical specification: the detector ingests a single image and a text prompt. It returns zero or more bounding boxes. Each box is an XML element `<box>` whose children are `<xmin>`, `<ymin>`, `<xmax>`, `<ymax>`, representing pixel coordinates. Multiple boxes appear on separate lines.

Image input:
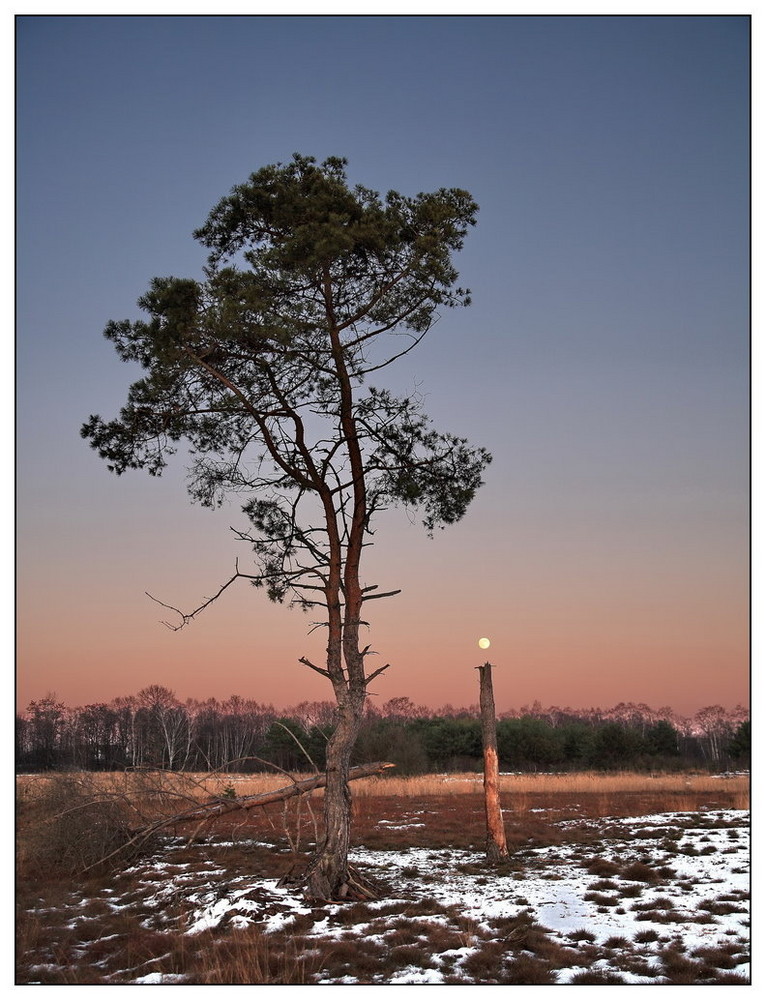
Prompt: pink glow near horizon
<box><xmin>16</xmin><ymin>504</ymin><xmax>748</xmax><ymax>717</ymax></box>
<box><xmin>16</xmin><ymin>17</ymin><xmax>749</xmax><ymax>720</ymax></box>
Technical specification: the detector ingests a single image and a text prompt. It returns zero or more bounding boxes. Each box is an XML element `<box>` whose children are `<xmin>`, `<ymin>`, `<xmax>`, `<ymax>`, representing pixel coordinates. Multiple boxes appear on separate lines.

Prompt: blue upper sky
<box><xmin>15</xmin><ymin>15</ymin><xmax>750</xmax><ymax>712</ymax></box>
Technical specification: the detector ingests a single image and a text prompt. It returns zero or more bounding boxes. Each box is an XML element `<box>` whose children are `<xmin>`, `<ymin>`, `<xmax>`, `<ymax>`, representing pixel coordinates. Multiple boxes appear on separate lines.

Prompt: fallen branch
<box><xmin>83</xmin><ymin>761</ymin><xmax>395</xmax><ymax>871</ymax></box>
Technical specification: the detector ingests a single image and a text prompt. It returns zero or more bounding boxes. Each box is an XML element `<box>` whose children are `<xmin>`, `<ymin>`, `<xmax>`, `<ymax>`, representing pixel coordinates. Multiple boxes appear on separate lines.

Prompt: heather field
<box><xmin>16</xmin><ymin>771</ymin><xmax>750</xmax><ymax>985</ymax></box>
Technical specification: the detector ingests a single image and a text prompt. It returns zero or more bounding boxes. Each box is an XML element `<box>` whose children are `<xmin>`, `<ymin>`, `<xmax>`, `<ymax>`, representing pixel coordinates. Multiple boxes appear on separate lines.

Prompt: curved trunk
<box><xmin>301</xmin><ymin>287</ymin><xmax>374</xmax><ymax>901</ymax></box>
<box><xmin>306</xmin><ymin>688</ymin><xmax>369</xmax><ymax>900</ymax></box>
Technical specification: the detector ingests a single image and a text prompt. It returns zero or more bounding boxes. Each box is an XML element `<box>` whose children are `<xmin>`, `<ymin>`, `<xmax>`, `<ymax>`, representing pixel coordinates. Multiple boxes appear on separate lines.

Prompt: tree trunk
<box><xmin>304</xmin><ymin>687</ymin><xmax>373</xmax><ymax>900</ymax></box>
<box><xmin>476</xmin><ymin>662</ymin><xmax>509</xmax><ymax>863</ymax></box>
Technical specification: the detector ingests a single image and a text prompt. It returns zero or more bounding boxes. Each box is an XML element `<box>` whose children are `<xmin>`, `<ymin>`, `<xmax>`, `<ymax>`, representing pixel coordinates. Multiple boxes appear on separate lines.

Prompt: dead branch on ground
<box><xmin>83</xmin><ymin>760</ymin><xmax>395</xmax><ymax>871</ymax></box>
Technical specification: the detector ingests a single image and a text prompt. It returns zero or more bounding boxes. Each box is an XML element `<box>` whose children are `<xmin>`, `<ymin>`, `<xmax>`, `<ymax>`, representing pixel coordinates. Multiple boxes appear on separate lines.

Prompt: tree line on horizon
<box><xmin>16</xmin><ymin>686</ymin><xmax>749</xmax><ymax>775</ymax></box>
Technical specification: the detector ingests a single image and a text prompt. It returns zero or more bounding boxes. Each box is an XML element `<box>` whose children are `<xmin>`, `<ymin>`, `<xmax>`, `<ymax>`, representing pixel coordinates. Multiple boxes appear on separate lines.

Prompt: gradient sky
<box><xmin>16</xmin><ymin>14</ymin><xmax>750</xmax><ymax>716</ymax></box>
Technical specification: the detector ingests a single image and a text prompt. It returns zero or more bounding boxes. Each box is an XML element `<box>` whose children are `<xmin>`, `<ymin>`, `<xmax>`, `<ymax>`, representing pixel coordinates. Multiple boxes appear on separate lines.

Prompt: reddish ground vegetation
<box><xmin>16</xmin><ymin>774</ymin><xmax>749</xmax><ymax>985</ymax></box>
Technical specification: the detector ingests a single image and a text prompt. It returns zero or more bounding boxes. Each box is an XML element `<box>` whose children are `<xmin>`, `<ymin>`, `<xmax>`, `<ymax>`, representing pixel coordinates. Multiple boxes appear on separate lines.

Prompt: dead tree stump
<box><xmin>476</xmin><ymin>661</ymin><xmax>510</xmax><ymax>863</ymax></box>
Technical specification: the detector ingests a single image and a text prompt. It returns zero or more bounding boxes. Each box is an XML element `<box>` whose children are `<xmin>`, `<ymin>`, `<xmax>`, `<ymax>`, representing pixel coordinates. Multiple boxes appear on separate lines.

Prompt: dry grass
<box><xmin>16</xmin><ymin>769</ymin><xmax>748</xmax><ymax>871</ymax></box>
<box><xmin>17</xmin><ymin>768</ymin><xmax>750</xmax><ymax>806</ymax></box>
<box><xmin>16</xmin><ymin>769</ymin><xmax>749</xmax><ymax>985</ymax></box>
<box><xmin>354</xmin><ymin>770</ymin><xmax>749</xmax><ymax>802</ymax></box>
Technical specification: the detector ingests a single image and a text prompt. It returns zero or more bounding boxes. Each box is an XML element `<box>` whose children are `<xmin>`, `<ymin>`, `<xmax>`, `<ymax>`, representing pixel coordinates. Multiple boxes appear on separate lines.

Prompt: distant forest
<box><xmin>16</xmin><ymin>688</ymin><xmax>749</xmax><ymax>775</ymax></box>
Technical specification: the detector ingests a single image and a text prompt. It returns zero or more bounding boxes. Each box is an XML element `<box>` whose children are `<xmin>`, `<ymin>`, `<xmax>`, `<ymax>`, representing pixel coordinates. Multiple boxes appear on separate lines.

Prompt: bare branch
<box><xmin>361</xmin><ymin>588</ymin><xmax>402</xmax><ymax>602</ymax></box>
<box><xmin>274</xmin><ymin>721</ymin><xmax>321</xmax><ymax>773</ymax></box>
<box><xmin>364</xmin><ymin>663</ymin><xmax>391</xmax><ymax>686</ymax></box>
<box><xmin>145</xmin><ymin>562</ymin><xmax>256</xmax><ymax>630</ymax></box>
<box><xmin>299</xmin><ymin>656</ymin><xmax>332</xmax><ymax>680</ymax></box>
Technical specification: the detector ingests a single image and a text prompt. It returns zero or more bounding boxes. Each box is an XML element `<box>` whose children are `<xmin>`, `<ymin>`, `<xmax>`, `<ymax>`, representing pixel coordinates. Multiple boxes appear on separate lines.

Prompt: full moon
<box><xmin>478</xmin><ymin>637</ymin><xmax>491</xmax><ymax>649</ymax></box>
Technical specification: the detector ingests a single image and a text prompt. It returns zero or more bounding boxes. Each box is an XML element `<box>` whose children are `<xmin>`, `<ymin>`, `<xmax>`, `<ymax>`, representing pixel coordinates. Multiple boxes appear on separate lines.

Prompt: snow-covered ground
<box><xmin>122</xmin><ymin>808</ymin><xmax>749</xmax><ymax>985</ymax></box>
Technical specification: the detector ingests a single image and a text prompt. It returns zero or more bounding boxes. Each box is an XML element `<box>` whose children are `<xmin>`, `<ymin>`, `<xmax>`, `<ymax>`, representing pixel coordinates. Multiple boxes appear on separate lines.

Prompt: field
<box><xmin>16</xmin><ymin>770</ymin><xmax>750</xmax><ymax>985</ymax></box>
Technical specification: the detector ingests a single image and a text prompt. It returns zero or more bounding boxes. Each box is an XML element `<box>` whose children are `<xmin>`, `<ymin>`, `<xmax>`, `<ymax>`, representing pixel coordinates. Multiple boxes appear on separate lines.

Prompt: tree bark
<box><xmin>476</xmin><ymin>662</ymin><xmax>509</xmax><ymax>863</ymax></box>
<box><xmin>304</xmin><ymin>686</ymin><xmax>370</xmax><ymax>900</ymax></box>
<box><xmin>295</xmin><ymin>289</ymin><xmax>375</xmax><ymax>902</ymax></box>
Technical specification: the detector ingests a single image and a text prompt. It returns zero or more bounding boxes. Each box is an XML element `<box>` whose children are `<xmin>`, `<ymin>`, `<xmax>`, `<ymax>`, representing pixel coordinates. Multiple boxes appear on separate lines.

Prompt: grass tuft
<box><xmin>569</xmin><ymin>968</ymin><xmax>628</xmax><ymax>984</ymax></box>
<box><xmin>620</xmin><ymin>861</ymin><xmax>663</xmax><ymax>883</ymax></box>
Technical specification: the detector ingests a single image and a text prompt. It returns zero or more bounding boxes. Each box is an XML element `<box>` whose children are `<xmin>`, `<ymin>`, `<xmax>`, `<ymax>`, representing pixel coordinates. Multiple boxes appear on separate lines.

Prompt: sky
<box><xmin>15</xmin><ymin>13</ymin><xmax>750</xmax><ymax>717</ymax></box>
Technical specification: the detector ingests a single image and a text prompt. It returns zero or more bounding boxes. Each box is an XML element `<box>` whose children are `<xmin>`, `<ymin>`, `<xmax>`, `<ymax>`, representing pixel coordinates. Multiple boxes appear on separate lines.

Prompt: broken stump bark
<box><xmin>476</xmin><ymin>661</ymin><xmax>510</xmax><ymax>863</ymax></box>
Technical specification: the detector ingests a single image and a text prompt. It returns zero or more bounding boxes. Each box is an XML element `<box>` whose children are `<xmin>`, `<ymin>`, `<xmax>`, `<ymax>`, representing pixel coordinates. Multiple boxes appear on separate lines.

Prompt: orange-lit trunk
<box><xmin>477</xmin><ymin>661</ymin><xmax>509</xmax><ymax>863</ymax></box>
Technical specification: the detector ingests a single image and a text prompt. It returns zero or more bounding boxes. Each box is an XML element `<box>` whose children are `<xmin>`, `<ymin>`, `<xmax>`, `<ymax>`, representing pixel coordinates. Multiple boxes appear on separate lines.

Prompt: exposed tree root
<box><xmin>277</xmin><ymin>859</ymin><xmax>384</xmax><ymax>902</ymax></box>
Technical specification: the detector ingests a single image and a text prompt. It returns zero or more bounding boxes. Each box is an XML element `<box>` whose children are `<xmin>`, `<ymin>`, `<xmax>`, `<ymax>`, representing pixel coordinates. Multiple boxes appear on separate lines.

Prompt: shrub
<box><xmin>17</xmin><ymin>773</ymin><xmax>150</xmax><ymax>877</ymax></box>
